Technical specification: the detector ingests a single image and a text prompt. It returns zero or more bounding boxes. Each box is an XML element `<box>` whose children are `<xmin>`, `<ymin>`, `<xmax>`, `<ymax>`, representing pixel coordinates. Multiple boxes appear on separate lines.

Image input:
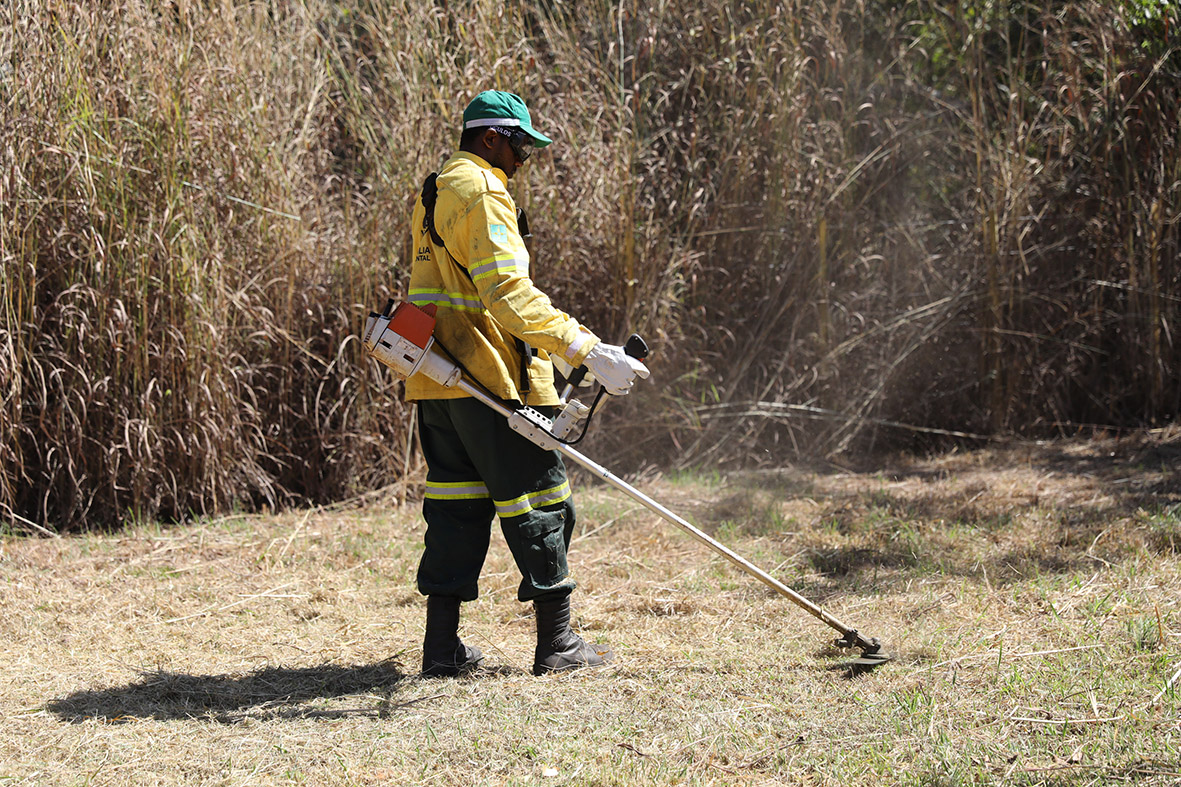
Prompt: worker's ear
<box><xmin>481</xmin><ymin>129</ymin><xmax>499</xmax><ymax>151</ymax></box>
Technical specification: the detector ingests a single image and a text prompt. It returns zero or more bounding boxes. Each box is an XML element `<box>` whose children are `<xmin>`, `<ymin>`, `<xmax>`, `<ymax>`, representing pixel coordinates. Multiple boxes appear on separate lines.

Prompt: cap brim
<box><xmin>523</xmin><ymin>127</ymin><xmax>552</xmax><ymax>148</ymax></box>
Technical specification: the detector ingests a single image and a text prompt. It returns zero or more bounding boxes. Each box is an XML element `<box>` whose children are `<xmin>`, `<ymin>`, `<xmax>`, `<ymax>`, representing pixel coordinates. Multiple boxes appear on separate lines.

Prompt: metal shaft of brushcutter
<box><xmin>453</xmin><ymin>374</ymin><xmax>879</xmax><ymax>654</ymax></box>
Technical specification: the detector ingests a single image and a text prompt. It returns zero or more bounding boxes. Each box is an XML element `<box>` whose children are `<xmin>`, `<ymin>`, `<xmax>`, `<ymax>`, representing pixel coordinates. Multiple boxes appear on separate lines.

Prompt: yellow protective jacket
<box><xmin>405</xmin><ymin>152</ymin><xmax>598</xmax><ymax>406</ymax></box>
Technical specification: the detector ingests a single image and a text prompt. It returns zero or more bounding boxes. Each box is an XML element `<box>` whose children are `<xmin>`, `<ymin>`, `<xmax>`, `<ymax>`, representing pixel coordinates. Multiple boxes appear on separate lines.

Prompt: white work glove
<box><xmin>583</xmin><ymin>342</ymin><xmax>650</xmax><ymax>396</ymax></box>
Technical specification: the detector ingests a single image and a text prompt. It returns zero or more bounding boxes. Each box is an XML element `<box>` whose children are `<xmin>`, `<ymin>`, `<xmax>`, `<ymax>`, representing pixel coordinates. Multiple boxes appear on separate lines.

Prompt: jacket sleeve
<box><xmin>453</xmin><ymin>188</ymin><xmax>598</xmax><ymax>366</ymax></box>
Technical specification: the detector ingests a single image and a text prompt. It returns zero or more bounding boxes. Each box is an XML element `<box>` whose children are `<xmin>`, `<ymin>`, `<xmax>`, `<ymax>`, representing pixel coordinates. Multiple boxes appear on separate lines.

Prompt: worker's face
<box><xmin>483</xmin><ymin>128</ymin><xmax>529</xmax><ymax>179</ymax></box>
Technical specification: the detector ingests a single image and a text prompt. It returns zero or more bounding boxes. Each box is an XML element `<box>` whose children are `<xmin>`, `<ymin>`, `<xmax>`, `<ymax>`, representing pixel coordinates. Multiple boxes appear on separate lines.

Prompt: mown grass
<box><xmin>2</xmin><ymin>435</ymin><xmax>1178</xmax><ymax>785</ymax></box>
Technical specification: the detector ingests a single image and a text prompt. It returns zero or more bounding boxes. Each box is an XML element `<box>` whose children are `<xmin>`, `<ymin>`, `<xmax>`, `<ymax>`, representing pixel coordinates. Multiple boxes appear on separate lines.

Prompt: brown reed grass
<box><xmin>1</xmin><ymin>0</ymin><xmax>1177</xmax><ymax>530</ymax></box>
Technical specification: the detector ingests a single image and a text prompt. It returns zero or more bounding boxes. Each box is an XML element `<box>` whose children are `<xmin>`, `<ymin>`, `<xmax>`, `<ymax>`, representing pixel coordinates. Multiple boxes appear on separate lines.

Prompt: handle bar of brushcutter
<box><xmin>559</xmin><ymin>333</ymin><xmax>649</xmax><ymax>401</ymax></box>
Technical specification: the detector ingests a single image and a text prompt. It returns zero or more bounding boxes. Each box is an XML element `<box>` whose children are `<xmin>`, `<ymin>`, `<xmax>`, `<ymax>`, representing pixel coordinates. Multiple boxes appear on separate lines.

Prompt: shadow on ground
<box><xmin>46</xmin><ymin>660</ymin><xmax>430</xmax><ymax>723</ymax></box>
<box><xmin>638</xmin><ymin>433</ymin><xmax>1181</xmax><ymax>599</ymax></box>
<box><xmin>871</xmin><ymin>436</ymin><xmax>1181</xmax><ymax>518</ymax></box>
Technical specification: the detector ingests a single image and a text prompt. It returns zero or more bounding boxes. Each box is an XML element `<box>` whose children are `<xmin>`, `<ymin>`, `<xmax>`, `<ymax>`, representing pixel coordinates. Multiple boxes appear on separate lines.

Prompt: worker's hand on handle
<box><xmin>584</xmin><ymin>341</ymin><xmax>650</xmax><ymax>396</ymax></box>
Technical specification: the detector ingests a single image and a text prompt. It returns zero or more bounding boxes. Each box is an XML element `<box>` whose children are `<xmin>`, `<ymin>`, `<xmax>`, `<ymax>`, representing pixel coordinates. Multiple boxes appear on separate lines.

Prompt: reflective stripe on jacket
<box><xmin>405</xmin><ymin>152</ymin><xmax>597</xmax><ymax>405</ymax></box>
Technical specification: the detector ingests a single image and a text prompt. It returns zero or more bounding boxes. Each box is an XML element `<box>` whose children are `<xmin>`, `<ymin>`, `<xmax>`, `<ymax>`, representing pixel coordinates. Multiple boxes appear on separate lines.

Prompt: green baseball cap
<box><xmin>462</xmin><ymin>90</ymin><xmax>552</xmax><ymax>148</ymax></box>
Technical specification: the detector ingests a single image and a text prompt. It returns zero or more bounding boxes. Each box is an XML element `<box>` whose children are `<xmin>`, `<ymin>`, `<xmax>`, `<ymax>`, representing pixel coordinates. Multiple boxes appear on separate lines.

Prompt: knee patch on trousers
<box><xmin>506</xmin><ymin>506</ymin><xmax>575</xmax><ymax>601</ymax></box>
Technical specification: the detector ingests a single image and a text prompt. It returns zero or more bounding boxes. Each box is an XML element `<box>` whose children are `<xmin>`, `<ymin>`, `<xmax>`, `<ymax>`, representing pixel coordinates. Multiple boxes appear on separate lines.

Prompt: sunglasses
<box><xmin>490</xmin><ymin>126</ymin><xmax>533</xmax><ymax>162</ymax></box>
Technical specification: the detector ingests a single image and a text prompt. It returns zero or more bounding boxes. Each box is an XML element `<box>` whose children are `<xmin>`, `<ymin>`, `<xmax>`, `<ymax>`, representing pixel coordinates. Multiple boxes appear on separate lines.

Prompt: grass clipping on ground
<box><xmin>2</xmin><ymin>435</ymin><xmax>1179</xmax><ymax>785</ymax></box>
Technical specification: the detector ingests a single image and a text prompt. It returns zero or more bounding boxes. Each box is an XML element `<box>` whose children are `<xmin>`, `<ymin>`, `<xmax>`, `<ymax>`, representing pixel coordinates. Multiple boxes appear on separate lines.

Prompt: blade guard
<box><xmin>363</xmin><ymin>301</ymin><xmax>461</xmax><ymax>388</ymax></box>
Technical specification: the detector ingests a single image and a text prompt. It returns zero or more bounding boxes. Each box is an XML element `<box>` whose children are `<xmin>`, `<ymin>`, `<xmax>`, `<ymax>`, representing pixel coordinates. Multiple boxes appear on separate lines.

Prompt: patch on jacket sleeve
<box><xmin>489</xmin><ymin>223</ymin><xmax>509</xmax><ymax>244</ymax></box>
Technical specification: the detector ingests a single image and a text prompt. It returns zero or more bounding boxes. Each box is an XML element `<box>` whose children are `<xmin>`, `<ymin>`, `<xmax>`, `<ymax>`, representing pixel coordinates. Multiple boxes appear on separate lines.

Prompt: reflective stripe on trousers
<box><xmin>425</xmin><ymin>478</ymin><xmax>571</xmax><ymax>519</ymax></box>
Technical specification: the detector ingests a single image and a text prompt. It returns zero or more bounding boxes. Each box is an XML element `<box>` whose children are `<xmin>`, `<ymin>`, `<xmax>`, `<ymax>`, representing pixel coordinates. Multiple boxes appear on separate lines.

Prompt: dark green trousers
<box><xmin>415</xmin><ymin>398</ymin><xmax>578</xmax><ymax>602</ymax></box>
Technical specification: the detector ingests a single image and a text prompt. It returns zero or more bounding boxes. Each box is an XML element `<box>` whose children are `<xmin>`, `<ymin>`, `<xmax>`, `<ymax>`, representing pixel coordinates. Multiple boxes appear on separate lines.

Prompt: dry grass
<box><xmin>2</xmin><ymin>435</ymin><xmax>1179</xmax><ymax>785</ymax></box>
<box><xmin>4</xmin><ymin>0</ymin><xmax>1179</xmax><ymax>530</ymax></box>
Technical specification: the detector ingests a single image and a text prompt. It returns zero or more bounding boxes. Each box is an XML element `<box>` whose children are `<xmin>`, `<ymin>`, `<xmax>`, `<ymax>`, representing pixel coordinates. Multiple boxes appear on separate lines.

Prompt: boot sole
<box><xmin>422</xmin><ymin>656</ymin><xmax>485</xmax><ymax>678</ymax></box>
<box><xmin>532</xmin><ymin>651</ymin><xmax>614</xmax><ymax>676</ymax></box>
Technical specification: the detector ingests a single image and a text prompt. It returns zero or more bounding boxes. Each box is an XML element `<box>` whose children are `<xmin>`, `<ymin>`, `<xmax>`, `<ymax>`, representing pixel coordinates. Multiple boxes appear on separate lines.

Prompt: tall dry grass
<box><xmin>1</xmin><ymin>1</ymin><xmax>405</xmax><ymax>529</ymax></box>
<box><xmin>1</xmin><ymin>0</ymin><xmax>1178</xmax><ymax>530</ymax></box>
<box><xmin>579</xmin><ymin>0</ymin><xmax>1181</xmax><ymax>463</ymax></box>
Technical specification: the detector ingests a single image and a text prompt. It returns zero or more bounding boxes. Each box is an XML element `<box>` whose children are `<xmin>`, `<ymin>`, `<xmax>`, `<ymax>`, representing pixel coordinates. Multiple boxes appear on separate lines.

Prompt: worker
<box><xmin>405</xmin><ymin>90</ymin><xmax>649</xmax><ymax>677</ymax></box>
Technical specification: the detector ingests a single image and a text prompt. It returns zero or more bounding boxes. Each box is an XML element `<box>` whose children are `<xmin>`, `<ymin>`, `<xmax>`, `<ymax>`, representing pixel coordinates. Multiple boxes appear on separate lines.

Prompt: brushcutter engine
<box><xmin>363</xmin><ymin>300</ymin><xmax>461</xmax><ymax>389</ymax></box>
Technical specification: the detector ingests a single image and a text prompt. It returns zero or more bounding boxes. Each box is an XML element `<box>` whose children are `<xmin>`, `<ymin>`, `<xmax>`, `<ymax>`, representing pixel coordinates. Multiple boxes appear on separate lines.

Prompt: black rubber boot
<box><xmin>533</xmin><ymin>596</ymin><xmax>614</xmax><ymax>676</ymax></box>
<box><xmin>421</xmin><ymin>596</ymin><xmax>484</xmax><ymax>678</ymax></box>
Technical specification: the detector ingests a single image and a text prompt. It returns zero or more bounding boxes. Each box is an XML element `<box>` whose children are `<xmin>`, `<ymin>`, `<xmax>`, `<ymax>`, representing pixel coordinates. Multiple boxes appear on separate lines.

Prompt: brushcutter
<box><xmin>363</xmin><ymin>300</ymin><xmax>890</xmax><ymax>669</ymax></box>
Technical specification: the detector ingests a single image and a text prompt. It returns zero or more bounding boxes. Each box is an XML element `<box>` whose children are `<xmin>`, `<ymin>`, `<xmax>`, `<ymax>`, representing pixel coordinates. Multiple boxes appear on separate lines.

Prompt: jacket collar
<box><xmin>454</xmin><ymin>151</ymin><xmax>508</xmax><ymax>187</ymax></box>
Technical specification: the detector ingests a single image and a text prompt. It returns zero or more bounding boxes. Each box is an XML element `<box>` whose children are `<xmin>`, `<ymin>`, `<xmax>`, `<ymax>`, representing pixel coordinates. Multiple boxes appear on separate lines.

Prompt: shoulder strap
<box><xmin>421</xmin><ymin>172</ymin><xmax>446</xmax><ymax>248</ymax></box>
<box><xmin>421</xmin><ymin>173</ymin><xmax>473</xmax><ymax>284</ymax></box>
<box><xmin>516</xmin><ymin>207</ymin><xmax>530</xmax><ymax>239</ymax></box>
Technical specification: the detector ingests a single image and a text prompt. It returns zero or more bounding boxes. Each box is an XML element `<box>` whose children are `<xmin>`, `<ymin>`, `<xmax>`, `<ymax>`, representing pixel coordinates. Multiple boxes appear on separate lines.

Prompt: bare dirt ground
<box><xmin>1</xmin><ymin>432</ymin><xmax>1179</xmax><ymax>785</ymax></box>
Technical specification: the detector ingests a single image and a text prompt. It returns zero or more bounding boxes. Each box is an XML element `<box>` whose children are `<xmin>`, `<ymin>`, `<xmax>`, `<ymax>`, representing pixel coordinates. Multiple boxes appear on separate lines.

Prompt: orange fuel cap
<box><xmin>389</xmin><ymin>302</ymin><xmax>437</xmax><ymax>349</ymax></box>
